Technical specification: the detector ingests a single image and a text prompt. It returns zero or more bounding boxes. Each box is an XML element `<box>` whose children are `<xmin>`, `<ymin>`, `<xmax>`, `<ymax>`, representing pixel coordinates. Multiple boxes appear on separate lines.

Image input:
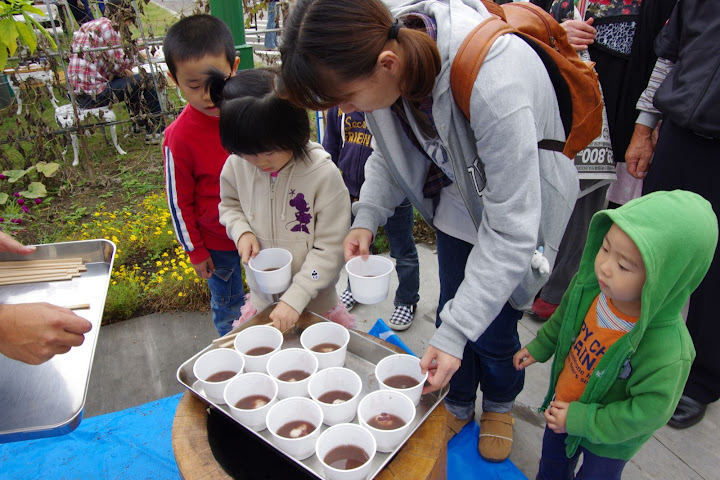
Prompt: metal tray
<box><xmin>177</xmin><ymin>306</ymin><xmax>448</xmax><ymax>479</ymax></box>
<box><xmin>0</xmin><ymin>240</ymin><xmax>116</xmax><ymax>443</ymax></box>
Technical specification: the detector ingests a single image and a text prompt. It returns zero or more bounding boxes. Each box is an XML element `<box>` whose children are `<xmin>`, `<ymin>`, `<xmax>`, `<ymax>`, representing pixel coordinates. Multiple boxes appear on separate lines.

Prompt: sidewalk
<box><xmin>86</xmin><ymin>243</ymin><xmax>719</xmax><ymax>479</ymax></box>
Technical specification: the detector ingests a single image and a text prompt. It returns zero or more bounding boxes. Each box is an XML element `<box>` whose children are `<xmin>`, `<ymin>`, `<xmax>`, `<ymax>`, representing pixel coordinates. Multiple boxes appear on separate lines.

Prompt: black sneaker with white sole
<box><xmin>388</xmin><ymin>304</ymin><xmax>416</xmax><ymax>331</ymax></box>
<box><xmin>340</xmin><ymin>288</ymin><xmax>357</xmax><ymax>312</ymax></box>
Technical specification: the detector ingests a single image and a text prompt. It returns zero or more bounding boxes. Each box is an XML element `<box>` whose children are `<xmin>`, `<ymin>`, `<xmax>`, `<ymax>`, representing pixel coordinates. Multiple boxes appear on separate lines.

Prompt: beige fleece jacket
<box><xmin>219</xmin><ymin>142</ymin><xmax>350</xmax><ymax>315</ymax></box>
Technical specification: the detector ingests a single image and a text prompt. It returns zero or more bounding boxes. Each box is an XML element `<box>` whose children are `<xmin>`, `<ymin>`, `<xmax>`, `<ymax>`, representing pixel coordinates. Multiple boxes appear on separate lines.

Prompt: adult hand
<box><xmin>237</xmin><ymin>232</ymin><xmax>260</xmax><ymax>265</ymax></box>
<box><xmin>0</xmin><ymin>231</ymin><xmax>36</xmax><ymax>255</ymax></box>
<box><xmin>343</xmin><ymin>228</ymin><xmax>373</xmax><ymax>261</ymax></box>
<box><xmin>544</xmin><ymin>400</ymin><xmax>570</xmax><ymax>434</ymax></box>
<box><xmin>513</xmin><ymin>347</ymin><xmax>537</xmax><ymax>370</ymax></box>
<box><xmin>0</xmin><ymin>303</ymin><xmax>92</xmax><ymax>365</ymax></box>
<box><xmin>192</xmin><ymin>256</ymin><xmax>215</xmax><ymax>279</ymax></box>
<box><xmin>270</xmin><ymin>301</ymin><xmax>300</xmax><ymax>332</ymax></box>
<box><xmin>626</xmin><ymin>124</ymin><xmax>655</xmax><ymax>179</ymax></box>
<box><xmin>561</xmin><ymin>18</ymin><xmax>596</xmax><ymax>51</ymax></box>
<box><xmin>419</xmin><ymin>345</ymin><xmax>461</xmax><ymax>394</ymax></box>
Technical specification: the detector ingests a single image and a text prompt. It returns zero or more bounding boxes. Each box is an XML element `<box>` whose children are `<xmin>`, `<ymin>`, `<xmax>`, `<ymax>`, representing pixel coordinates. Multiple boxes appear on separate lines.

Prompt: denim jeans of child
<box><xmin>207</xmin><ymin>249</ymin><xmax>245</xmax><ymax>336</ymax></box>
<box><xmin>264</xmin><ymin>1</ymin><xmax>279</xmax><ymax>48</ymax></box>
<box><xmin>536</xmin><ymin>427</ymin><xmax>626</xmax><ymax>479</ymax></box>
<box><xmin>383</xmin><ymin>198</ymin><xmax>420</xmax><ymax>307</ymax></box>
<box><xmin>435</xmin><ymin>230</ymin><xmax>524</xmax><ymax>419</ymax></box>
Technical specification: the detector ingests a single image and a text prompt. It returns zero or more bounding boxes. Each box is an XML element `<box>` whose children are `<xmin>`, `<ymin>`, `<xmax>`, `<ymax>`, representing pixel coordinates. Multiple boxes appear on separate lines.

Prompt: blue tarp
<box><xmin>0</xmin><ymin>393</ymin><xmax>182</xmax><ymax>480</ymax></box>
<box><xmin>368</xmin><ymin>318</ymin><xmax>416</xmax><ymax>356</ymax></box>
<box><xmin>448</xmin><ymin>420</ymin><xmax>528</xmax><ymax>479</ymax></box>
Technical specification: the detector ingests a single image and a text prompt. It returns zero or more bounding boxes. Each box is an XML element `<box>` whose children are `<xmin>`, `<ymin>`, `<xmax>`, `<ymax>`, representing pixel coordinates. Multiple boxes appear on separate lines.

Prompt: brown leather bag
<box><xmin>450</xmin><ymin>0</ymin><xmax>603</xmax><ymax>159</ymax></box>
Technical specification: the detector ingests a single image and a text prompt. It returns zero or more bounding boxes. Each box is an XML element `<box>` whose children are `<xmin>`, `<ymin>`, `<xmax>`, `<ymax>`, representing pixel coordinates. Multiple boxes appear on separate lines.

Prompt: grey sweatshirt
<box><xmin>353</xmin><ymin>0</ymin><xmax>579</xmax><ymax>359</ymax></box>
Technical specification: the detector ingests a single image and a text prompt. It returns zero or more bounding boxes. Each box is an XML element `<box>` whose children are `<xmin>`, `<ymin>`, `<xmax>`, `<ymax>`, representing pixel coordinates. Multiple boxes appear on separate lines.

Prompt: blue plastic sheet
<box><xmin>0</xmin><ymin>393</ymin><xmax>182</xmax><ymax>479</ymax></box>
<box><xmin>448</xmin><ymin>420</ymin><xmax>528</xmax><ymax>479</ymax></box>
<box><xmin>368</xmin><ymin>318</ymin><xmax>416</xmax><ymax>355</ymax></box>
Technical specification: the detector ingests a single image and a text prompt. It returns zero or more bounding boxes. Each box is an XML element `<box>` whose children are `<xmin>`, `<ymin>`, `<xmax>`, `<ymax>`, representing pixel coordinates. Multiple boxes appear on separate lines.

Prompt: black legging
<box><xmin>643</xmin><ymin>119</ymin><xmax>720</xmax><ymax>405</ymax></box>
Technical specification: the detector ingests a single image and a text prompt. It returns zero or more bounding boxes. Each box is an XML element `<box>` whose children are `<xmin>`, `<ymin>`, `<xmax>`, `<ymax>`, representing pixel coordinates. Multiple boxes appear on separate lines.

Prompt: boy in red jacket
<box><xmin>162</xmin><ymin>15</ymin><xmax>243</xmax><ymax>336</ymax></box>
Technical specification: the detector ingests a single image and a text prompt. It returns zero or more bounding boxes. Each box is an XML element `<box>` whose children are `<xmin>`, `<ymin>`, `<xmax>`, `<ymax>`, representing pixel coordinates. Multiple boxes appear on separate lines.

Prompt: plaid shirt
<box><xmin>67</xmin><ymin>17</ymin><xmax>134</xmax><ymax>96</ymax></box>
<box><xmin>390</xmin><ymin>13</ymin><xmax>452</xmax><ymax>199</ymax></box>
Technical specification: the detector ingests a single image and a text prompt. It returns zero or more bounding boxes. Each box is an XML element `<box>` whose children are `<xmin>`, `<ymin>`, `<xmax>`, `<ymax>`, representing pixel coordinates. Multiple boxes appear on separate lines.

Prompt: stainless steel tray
<box><xmin>0</xmin><ymin>240</ymin><xmax>116</xmax><ymax>442</ymax></box>
<box><xmin>177</xmin><ymin>307</ymin><xmax>448</xmax><ymax>479</ymax></box>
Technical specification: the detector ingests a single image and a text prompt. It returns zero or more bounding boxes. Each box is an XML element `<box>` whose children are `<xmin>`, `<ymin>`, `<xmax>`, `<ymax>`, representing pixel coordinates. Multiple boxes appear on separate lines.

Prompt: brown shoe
<box><xmin>478</xmin><ymin>411</ymin><xmax>514</xmax><ymax>462</ymax></box>
<box><xmin>445</xmin><ymin>410</ymin><xmax>474</xmax><ymax>442</ymax></box>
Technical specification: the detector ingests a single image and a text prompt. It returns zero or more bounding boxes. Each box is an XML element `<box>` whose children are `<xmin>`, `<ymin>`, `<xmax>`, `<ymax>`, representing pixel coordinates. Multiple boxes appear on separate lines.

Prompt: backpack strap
<box><xmin>450</xmin><ymin>18</ymin><xmax>515</xmax><ymax>120</ymax></box>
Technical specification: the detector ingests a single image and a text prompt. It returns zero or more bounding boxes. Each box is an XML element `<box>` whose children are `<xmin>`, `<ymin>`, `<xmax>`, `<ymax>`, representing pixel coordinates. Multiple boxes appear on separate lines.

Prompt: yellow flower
<box><xmin>156</xmin><ymin>261</ymin><xmax>162</xmax><ymax>267</ymax></box>
<box><xmin>178</xmin><ymin>292</ymin><xmax>184</xmax><ymax>297</ymax></box>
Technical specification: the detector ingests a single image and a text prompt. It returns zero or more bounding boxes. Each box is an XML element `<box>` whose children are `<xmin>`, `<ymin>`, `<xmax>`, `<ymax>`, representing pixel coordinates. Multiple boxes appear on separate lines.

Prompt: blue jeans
<box><xmin>537</xmin><ymin>427</ymin><xmax>626</xmax><ymax>480</ymax></box>
<box><xmin>264</xmin><ymin>1</ymin><xmax>279</xmax><ymax>49</ymax></box>
<box><xmin>435</xmin><ymin>230</ymin><xmax>524</xmax><ymax>418</ymax></box>
<box><xmin>349</xmin><ymin>198</ymin><xmax>420</xmax><ymax>307</ymax></box>
<box><xmin>384</xmin><ymin>198</ymin><xmax>420</xmax><ymax>307</ymax></box>
<box><xmin>207</xmin><ymin>249</ymin><xmax>246</xmax><ymax>336</ymax></box>
<box><xmin>78</xmin><ymin>74</ymin><xmax>163</xmax><ymax>134</ymax></box>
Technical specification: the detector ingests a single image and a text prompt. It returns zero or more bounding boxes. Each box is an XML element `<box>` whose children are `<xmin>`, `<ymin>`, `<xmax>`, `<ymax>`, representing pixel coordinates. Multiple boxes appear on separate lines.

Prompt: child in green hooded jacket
<box><xmin>513</xmin><ymin>190</ymin><xmax>717</xmax><ymax>478</ymax></box>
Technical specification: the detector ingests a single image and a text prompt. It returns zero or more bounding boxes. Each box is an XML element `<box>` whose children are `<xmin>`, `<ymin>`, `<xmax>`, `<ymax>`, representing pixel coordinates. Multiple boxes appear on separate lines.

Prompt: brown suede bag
<box><xmin>450</xmin><ymin>0</ymin><xmax>603</xmax><ymax>159</ymax></box>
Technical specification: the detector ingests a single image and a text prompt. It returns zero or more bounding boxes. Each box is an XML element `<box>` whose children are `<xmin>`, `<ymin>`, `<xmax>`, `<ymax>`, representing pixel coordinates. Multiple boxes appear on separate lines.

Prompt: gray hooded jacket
<box><xmin>352</xmin><ymin>0</ymin><xmax>579</xmax><ymax>358</ymax></box>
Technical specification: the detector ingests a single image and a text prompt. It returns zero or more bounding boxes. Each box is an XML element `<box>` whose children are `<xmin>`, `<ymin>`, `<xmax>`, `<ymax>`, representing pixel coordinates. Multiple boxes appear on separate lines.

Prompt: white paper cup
<box><xmin>375</xmin><ymin>354</ymin><xmax>427</xmax><ymax>406</ymax></box>
<box><xmin>223</xmin><ymin>372</ymin><xmax>278</xmax><ymax>431</ymax></box>
<box><xmin>234</xmin><ymin>325</ymin><xmax>284</xmax><ymax>373</ymax></box>
<box><xmin>316</xmin><ymin>423</ymin><xmax>377</xmax><ymax>480</ymax></box>
<box><xmin>266</xmin><ymin>348</ymin><xmax>318</xmax><ymax>399</ymax></box>
<box><xmin>300</xmin><ymin>322</ymin><xmax>351</xmax><ymax>370</ymax></box>
<box><xmin>192</xmin><ymin>348</ymin><xmax>245</xmax><ymax>404</ymax></box>
<box><xmin>357</xmin><ymin>390</ymin><xmax>416</xmax><ymax>453</ymax></box>
<box><xmin>345</xmin><ymin>255</ymin><xmax>394</xmax><ymax>304</ymax></box>
<box><xmin>248</xmin><ymin>248</ymin><xmax>293</xmax><ymax>294</ymax></box>
<box><xmin>308</xmin><ymin>367</ymin><xmax>362</xmax><ymax>426</ymax></box>
<box><xmin>267</xmin><ymin>397</ymin><xmax>323</xmax><ymax>460</ymax></box>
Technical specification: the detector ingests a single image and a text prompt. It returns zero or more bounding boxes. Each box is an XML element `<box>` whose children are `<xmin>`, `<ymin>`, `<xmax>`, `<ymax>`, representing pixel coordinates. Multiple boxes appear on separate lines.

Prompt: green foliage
<box><xmin>0</xmin><ymin>0</ymin><xmax>57</xmax><ymax>70</ymax></box>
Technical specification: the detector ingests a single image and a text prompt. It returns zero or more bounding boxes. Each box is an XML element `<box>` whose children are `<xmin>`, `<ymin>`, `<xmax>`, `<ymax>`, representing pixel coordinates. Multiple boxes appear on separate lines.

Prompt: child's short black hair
<box><xmin>205</xmin><ymin>67</ymin><xmax>311</xmax><ymax>159</ymax></box>
<box><xmin>163</xmin><ymin>15</ymin><xmax>236</xmax><ymax>79</ymax></box>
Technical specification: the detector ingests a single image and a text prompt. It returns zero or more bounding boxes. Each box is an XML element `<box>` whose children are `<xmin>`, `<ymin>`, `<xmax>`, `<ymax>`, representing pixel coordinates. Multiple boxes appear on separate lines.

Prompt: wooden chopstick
<box><xmin>212</xmin><ymin>321</ymin><xmax>294</xmax><ymax>348</ymax></box>
<box><xmin>0</xmin><ymin>258</ymin><xmax>86</xmax><ymax>286</ymax></box>
<box><xmin>60</xmin><ymin>304</ymin><xmax>91</xmax><ymax>310</ymax></box>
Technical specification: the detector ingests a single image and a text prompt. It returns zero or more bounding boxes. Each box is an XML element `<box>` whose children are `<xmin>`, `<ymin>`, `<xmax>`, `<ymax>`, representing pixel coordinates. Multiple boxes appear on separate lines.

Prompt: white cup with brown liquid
<box><xmin>233</xmin><ymin>324</ymin><xmax>284</xmax><ymax>373</ymax></box>
<box><xmin>267</xmin><ymin>396</ymin><xmax>324</xmax><ymax>460</ymax></box>
<box><xmin>316</xmin><ymin>423</ymin><xmax>377</xmax><ymax>480</ymax></box>
<box><xmin>224</xmin><ymin>372</ymin><xmax>278</xmax><ymax>431</ymax></box>
<box><xmin>357</xmin><ymin>389</ymin><xmax>416</xmax><ymax>453</ymax></box>
<box><xmin>192</xmin><ymin>348</ymin><xmax>245</xmax><ymax>404</ymax></box>
<box><xmin>300</xmin><ymin>321</ymin><xmax>350</xmax><ymax>370</ymax></box>
<box><xmin>345</xmin><ymin>255</ymin><xmax>394</xmax><ymax>304</ymax></box>
<box><xmin>266</xmin><ymin>347</ymin><xmax>318</xmax><ymax>399</ymax></box>
<box><xmin>248</xmin><ymin>247</ymin><xmax>293</xmax><ymax>294</ymax></box>
<box><xmin>374</xmin><ymin>354</ymin><xmax>428</xmax><ymax>406</ymax></box>
<box><xmin>308</xmin><ymin>367</ymin><xmax>363</xmax><ymax>426</ymax></box>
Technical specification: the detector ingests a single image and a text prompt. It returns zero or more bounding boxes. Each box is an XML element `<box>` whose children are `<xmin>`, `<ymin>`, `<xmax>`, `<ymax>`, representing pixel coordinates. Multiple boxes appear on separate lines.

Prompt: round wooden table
<box><xmin>172</xmin><ymin>331</ymin><xmax>449</xmax><ymax>480</ymax></box>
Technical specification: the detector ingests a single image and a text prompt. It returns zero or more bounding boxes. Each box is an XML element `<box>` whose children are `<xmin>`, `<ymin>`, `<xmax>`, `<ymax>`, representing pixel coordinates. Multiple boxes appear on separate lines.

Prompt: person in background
<box><xmin>66</xmin><ymin>0</ymin><xmax>163</xmax><ymax>144</ymax></box>
<box><xmin>0</xmin><ymin>231</ymin><xmax>92</xmax><ymax>365</ymax></box>
<box><xmin>515</xmin><ymin>190</ymin><xmax>717</xmax><ymax>479</ymax></box>
<box><xmin>323</xmin><ymin>107</ymin><xmax>420</xmax><ymax>331</ymax></box>
<box><xmin>208</xmin><ymin>68</ymin><xmax>354</xmax><ymax>332</ymax></box>
<box><xmin>264</xmin><ymin>0</ymin><xmax>279</xmax><ymax>49</ymax></box>
<box><xmin>528</xmin><ymin>0</ymin><xmax>676</xmax><ymax>321</ymax></box>
<box><xmin>162</xmin><ymin>15</ymin><xmax>244</xmax><ymax>337</ymax></box>
<box><xmin>626</xmin><ymin>0</ymin><xmax>720</xmax><ymax>429</ymax></box>
<box><xmin>277</xmin><ymin>0</ymin><xmax>578</xmax><ymax>462</ymax></box>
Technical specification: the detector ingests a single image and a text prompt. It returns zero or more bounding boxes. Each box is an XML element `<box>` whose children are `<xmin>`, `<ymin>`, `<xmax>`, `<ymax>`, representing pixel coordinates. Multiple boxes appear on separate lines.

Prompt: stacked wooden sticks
<box><xmin>0</xmin><ymin>258</ymin><xmax>86</xmax><ymax>286</ymax></box>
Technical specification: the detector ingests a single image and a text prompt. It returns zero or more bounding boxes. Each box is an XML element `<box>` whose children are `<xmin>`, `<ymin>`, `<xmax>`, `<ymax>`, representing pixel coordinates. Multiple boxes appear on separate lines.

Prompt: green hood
<box><xmin>577</xmin><ymin>190</ymin><xmax>717</xmax><ymax>339</ymax></box>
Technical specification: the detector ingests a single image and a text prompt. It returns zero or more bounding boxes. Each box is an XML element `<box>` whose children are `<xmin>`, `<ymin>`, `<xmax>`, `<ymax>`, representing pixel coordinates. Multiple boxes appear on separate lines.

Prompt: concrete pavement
<box><xmin>86</xmin><ymin>243</ymin><xmax>719</xmax><ymax>479</ymax></box>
